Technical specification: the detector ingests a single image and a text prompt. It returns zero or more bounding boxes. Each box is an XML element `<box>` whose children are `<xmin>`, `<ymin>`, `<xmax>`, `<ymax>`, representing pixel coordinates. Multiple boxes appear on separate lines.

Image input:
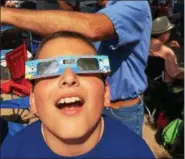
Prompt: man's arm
<box><xmin>1</xmin><ymin>7</ymin><xmax>114</xmax><ymax>41</ymax></box>
<box><xmin>97</xmin><ymin>1</ymin><xmax>150</xmax><ymax>48</ymax></box>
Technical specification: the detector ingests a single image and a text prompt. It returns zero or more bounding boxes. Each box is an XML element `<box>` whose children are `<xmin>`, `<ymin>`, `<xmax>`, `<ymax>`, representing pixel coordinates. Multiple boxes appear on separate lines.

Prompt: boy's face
<box><xmin>30</xmin><ymin>37</ymin><xmax>110</xmax><ymax>140</ymax></box>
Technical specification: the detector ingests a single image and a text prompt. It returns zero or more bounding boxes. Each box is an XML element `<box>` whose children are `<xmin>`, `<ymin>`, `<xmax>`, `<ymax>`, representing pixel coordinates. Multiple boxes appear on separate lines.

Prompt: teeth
<box><xmin>71</xmin><ymin>97</ymin><xmax>76</xmax><ymax>102</ymax></box>
<box><xmin>60</xmin><ymin>99</ymin><xmax>65</xmax><ymax>104</ymax></box>
<box><xmin>76</xmin><ymin>97</ymin><xmax>81</xmax><ymax>101</ymax></box>
<box><xmin>58</xmin><ymin>97</ymin><xmax>82</xmax><ymax>104</ymax></box>
<box><xmin>65</xmin><ymin>98</ymin><xmax>70</xmax><ymax>103</ymax></box>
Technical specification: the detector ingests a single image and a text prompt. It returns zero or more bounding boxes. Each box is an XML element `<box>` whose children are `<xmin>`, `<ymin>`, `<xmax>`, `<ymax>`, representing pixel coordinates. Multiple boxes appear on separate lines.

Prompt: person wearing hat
<box><xmin>150</xmin><ymin>16</ymin><xmax>184</xmax><ymax>83</ymax></box>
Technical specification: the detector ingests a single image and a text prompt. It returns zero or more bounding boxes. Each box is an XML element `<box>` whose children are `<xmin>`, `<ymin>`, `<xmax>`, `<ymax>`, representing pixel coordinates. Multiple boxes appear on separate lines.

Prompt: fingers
<box><xmin>170</xmin><ymin>40</ymin><xmax>180</xmax><ymax>48</ymax></box>
<box><xmin>173</xmin><ymin>41</ymin><xmax>180</xmax><ymax>48</ymax></box>
<box><xmin>175</xmin><ymin>42</ymin><xmax>180</xmax><ymax>48</ymax></box>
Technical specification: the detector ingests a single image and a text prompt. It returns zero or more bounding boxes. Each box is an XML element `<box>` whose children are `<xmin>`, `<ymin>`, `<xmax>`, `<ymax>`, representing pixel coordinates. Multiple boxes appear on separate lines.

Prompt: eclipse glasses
<box><xmin>25</xmin><ymin>55</ymin><xmax>111</xmax><ymax>80</ymax></box>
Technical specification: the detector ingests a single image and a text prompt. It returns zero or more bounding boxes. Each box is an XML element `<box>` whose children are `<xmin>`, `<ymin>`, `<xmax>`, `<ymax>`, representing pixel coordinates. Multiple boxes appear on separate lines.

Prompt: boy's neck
<box><xmin>41</xmin><ymin>117</ymin><xmax>104</xmax><ymax>157</ymax></box>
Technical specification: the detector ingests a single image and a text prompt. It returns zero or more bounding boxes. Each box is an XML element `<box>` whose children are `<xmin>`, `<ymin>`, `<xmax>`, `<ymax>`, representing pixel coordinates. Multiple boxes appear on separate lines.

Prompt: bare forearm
<box><xmin>1</xmin><ymin>7</ymin><xmax>114</xmax><ymax>40</ymax></box>
<box><xmin>2</xmin><ymin>7</ymin><xmax>89</xmax><ymax>36</ymax></box>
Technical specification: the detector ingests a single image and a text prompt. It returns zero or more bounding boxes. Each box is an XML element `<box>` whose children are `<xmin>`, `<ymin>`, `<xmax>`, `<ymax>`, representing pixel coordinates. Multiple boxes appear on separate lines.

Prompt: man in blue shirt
<box><xmin>93</xmin><ymin>1</ymin><xmax>152</xmax><ymax>136</ymax></box>
<box><xmin>1</xmin><ymin>0</ymin><xmax>152</xmax><ymax>135</ymax></box>
<box><xmin>1</xmin><ymin>31</ymin><xmax>154</xmax><ymax>158</ymax></box>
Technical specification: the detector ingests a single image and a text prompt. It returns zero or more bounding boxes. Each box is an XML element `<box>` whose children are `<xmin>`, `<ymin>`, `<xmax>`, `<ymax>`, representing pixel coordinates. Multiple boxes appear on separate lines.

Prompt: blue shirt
<box><xmin>94</xmin><ymin>1</ymin><xmax>152</xmax><ymax>100</ymax></box>
<box><xmin>1</xmin><ymin>116</ymin><xmax>155</xmax><ymax>158</ymax></box>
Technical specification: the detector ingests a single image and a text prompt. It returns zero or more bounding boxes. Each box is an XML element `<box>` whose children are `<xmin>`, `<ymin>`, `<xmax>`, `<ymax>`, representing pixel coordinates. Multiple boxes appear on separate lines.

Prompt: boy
<box><xmin>1</xmin><ymin>31</ymin><xmax>154</xmax><ymax>158</ymax></box>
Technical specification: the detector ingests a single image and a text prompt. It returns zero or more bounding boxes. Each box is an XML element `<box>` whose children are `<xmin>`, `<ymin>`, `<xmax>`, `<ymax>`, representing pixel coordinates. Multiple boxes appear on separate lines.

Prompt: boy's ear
<box><xmin>30</xmin><ymin>92</ymin><xmax>39</xmax><ymax>116</ymax></box>
<box><xmin>104</xmin><ymin>81</ymin><xmax>110</xmax><ymax>107</ymax></box>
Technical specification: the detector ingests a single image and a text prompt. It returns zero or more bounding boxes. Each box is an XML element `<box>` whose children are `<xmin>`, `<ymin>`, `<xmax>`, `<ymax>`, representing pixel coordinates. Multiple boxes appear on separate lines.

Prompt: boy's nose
<box><xmin>58</xmin><ymin>68</ymin><xmax>79</xmax><ymax>88</ymax></box>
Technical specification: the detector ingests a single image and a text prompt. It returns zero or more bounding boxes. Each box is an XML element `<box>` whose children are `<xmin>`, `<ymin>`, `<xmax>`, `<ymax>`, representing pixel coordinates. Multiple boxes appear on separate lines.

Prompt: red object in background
<box><xmin>1</xmin><ymin>43</ymin><xmax>32</xmax><ymax>96</ymax></box>
<box><xmin>159</xmin><ymin>5</ymin><xmax>169</xmax><ymax>17</ymax></box>
<box><xmin>6</xmin><ymin>43</ymin><xmax>27</xmax><ymax>80</ymax></box>
<box><xmin>157</xmin><ymin>112</ymin><xmax>169</xmax><ymax>131</ymax></box>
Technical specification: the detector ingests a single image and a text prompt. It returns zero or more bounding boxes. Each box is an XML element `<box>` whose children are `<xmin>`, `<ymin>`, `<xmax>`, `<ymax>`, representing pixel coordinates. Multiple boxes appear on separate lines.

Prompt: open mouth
<box><xmin>56</xmin><ymin>96</ymin><xmax>84</xmax><ymax>110</ymax></box>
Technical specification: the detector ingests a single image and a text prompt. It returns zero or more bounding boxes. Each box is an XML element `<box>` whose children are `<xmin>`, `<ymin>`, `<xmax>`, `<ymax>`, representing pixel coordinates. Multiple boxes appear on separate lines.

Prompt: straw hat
<box><xmin>152</xmin><ymin>16</ymin><xmax>175</xmax><ymax>35</ymax></box>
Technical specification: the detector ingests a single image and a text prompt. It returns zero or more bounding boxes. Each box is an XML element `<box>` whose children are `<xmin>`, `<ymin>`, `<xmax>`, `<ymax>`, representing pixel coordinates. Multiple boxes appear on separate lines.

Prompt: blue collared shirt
<box><xmin>94</xmin><ymin>1</ymin><xmax>152</xmax><ymax>101</ymax></box>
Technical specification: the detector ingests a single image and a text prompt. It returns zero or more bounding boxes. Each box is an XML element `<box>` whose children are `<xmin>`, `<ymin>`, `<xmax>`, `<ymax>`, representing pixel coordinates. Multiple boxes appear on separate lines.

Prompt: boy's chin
<box><xmin>59</xmin><ymin>131</ymin><xmax>89</xmax><ymax>144</ymax></box>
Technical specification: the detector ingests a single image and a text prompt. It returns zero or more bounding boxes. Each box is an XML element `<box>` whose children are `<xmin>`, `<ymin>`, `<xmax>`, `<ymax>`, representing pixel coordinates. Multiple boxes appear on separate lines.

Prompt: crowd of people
<box><xmin>0</xmin><ymin>0</ymin><xmax>184</xmax><ymax>158</ymax></box>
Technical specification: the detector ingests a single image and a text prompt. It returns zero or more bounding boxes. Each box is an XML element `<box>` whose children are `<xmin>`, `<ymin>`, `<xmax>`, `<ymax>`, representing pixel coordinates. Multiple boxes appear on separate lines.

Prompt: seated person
<box><xmin>1</xmin><ymin>31</ymin><xmax>155</xmax><ymax>158</ymax></box>
<box><xmin>150</xmin><ymin>16</ymin><xmax>184</xmax><ymax>83</ymax></box>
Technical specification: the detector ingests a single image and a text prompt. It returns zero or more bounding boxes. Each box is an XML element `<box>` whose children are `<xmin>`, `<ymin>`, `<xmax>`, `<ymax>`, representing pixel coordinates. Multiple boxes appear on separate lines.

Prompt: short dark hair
<box><xmin>31</xmin><ymin>31</ymin><xmax>102</xmax><ymax>87</ymax></box>
<box><xmin>151</xmin><ymin>30</ymin><xmax>171</xmax><ymax>39</ymax></box>
<box><xmin>35</xmin><ymin>31</ymin><xmax>96</xmax><ymax>59</ymax></box>
<box><xmin>151</xmin><ymin>34</ymin><xmax>161</xmax><ymax>38</ymax></box>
